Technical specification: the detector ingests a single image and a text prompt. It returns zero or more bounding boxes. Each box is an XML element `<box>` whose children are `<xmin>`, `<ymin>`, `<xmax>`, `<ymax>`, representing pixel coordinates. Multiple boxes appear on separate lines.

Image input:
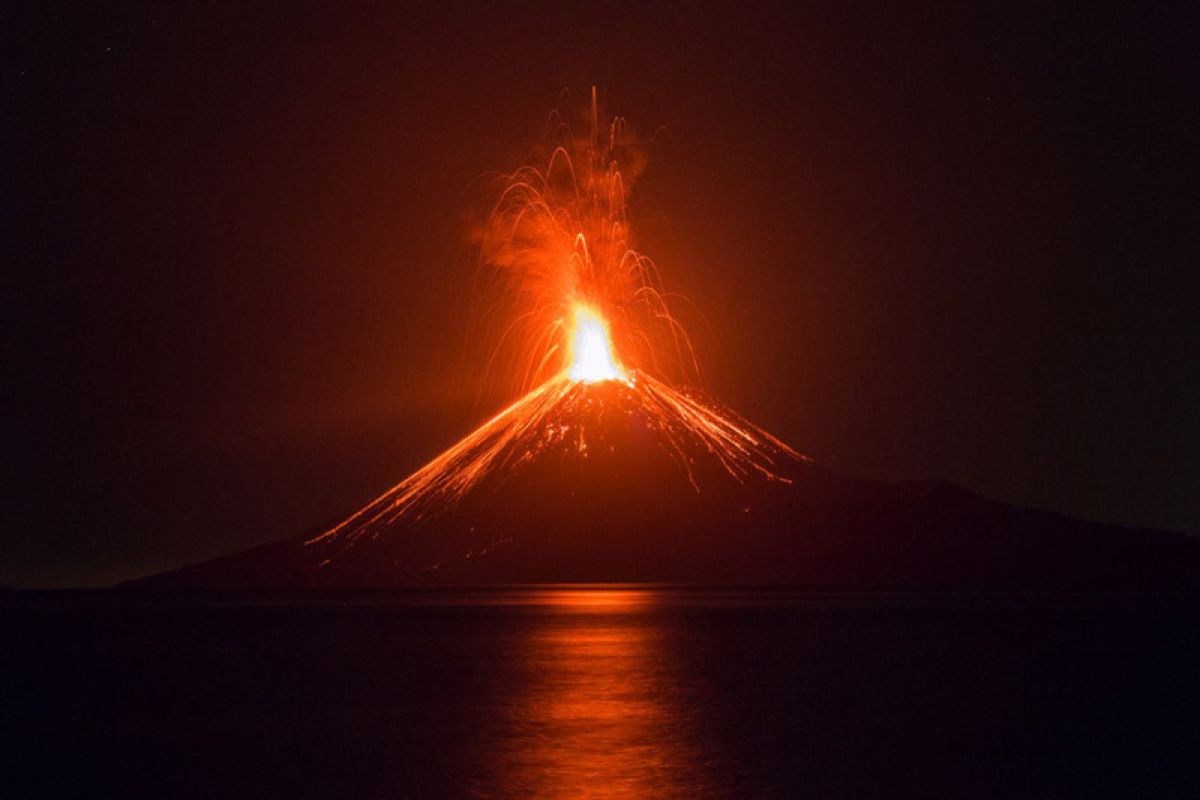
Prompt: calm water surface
<box><xmin>3</xmin><ymin>588</ymin><xmax>1198</xmax><ymax>797</ymax></box>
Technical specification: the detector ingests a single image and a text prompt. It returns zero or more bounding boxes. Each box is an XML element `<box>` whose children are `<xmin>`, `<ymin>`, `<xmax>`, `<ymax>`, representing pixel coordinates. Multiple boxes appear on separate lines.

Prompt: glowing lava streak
<box><xmin>567</xmin><ymin>305</ymin><xmax>626</xmax><ymax>384</ymax></box>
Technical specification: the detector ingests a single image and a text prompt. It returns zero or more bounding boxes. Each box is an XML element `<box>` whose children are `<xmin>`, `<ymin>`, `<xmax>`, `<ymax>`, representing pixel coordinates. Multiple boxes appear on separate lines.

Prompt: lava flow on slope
<box><xmin>301</xmin><ymin>370</ymin><xmax>824</xmax><ymax>584</ymax></box>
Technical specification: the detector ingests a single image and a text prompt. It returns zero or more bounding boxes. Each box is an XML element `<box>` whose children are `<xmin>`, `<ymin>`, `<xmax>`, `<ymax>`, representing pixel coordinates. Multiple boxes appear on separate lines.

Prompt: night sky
<box><xmin>4</xmin><ymin>3</ymin><xmax>1198</xmax><ymax>587</ymax></box>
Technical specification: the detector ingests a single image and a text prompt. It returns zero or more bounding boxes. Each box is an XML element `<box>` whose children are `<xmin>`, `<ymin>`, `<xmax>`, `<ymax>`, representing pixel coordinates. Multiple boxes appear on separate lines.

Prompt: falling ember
<box><xmin>306</xmin><ymin>89</ymin><xmax>809</xmax><ymax>555</ymax></box>
<box><xmin>566</xmin><ymin>304</ymin><xmax>627</xmax><ymax>384</ymax></box>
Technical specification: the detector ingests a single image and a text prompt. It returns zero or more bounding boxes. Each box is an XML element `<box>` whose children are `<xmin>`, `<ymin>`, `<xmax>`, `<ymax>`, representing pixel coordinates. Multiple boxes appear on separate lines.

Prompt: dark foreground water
<box><xmin>3</xmin><ymin>588</ymin><xmax>1198</xmax><ymax>798</ymax></box>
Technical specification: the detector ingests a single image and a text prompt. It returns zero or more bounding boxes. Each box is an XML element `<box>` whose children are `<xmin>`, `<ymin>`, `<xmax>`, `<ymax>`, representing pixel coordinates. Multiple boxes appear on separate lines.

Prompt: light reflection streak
<box><xmin>483</xmin><ymin>589</ymin><xmax>713</xmax><ymax>798</ymax></box>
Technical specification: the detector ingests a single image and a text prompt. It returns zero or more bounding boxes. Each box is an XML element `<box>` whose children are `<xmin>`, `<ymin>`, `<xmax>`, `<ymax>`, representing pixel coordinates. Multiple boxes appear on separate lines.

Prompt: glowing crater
<box><xmin>566</xmin><ymin>304</ymin><xmax>627</xmax><ymax>384</ymax></box>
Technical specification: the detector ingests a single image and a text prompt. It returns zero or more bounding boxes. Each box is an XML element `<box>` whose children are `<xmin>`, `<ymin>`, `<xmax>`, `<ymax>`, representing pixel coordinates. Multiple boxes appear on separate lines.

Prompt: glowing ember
<box><xmin>567</xmin><ymin>304</ymin><xmax>626</xmax><ymax>384</ymax></box>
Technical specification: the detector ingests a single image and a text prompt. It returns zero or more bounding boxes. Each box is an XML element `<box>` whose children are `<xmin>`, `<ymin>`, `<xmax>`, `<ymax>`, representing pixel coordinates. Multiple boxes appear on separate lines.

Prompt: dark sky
<box><xmin>4</xmin><ymin>2</ymin><xmax>1198</xmax><ymax>587</ymax></box>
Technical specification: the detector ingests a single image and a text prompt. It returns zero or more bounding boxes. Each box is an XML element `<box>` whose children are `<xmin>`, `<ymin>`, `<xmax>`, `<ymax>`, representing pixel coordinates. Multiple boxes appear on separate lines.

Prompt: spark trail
<box><xmin>307</xmin><ymin>372</ymin><xmax>804</xmax><ymax>548</ymax></box>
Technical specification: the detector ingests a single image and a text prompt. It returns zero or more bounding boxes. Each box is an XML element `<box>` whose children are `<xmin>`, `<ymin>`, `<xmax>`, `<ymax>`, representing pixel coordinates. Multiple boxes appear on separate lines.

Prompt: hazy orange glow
<box><xmin>566</xmin><ymin>304</ymin><xmax>626</xmax><ymax>384</ymax></box>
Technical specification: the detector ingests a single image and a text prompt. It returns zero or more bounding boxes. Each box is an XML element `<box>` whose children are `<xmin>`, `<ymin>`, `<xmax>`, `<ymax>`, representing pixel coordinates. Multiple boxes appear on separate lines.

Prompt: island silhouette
<box><xmin>125</xmin><ymin>379</ymin><xmax>1200</xmax><ymax>590</ymax></box>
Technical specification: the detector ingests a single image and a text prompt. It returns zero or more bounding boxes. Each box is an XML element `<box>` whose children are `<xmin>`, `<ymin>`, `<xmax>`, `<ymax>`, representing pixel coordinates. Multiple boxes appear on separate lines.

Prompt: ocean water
<box><xmin>3</xmin><ymin>587</ymin><xmax>1198</xmax><ymax>798</ymax></box>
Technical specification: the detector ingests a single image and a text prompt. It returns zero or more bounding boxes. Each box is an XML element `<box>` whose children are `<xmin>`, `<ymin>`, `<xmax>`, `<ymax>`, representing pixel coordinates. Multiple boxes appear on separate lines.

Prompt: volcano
<box><xmin>127</xmin><ymin>375</ymin><xmax>1200</xmax><ymax>590</ymax></box>
<box><xmin>126</xmin><ymin>95</ymin><xmax>1200</xmax><ymax>592</ymax></box>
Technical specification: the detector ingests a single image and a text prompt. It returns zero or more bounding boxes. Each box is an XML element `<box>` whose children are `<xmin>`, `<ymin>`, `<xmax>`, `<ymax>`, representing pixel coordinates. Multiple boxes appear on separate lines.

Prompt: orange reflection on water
<box><xmin>489</xmin><ymin>588</ymin><xmax>710</xmax><ymax>798</ymax></box>
<box><xmin>527</xmin><ymin>587</ymin><xmax>656</xmax><ymax>612</ymax></box>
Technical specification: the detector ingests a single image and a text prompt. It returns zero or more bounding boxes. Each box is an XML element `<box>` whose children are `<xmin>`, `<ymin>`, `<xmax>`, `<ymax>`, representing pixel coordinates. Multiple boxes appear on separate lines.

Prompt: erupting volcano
<box><xmin>129</xmin><ymin>91</ymin><xmax>1200</xmax><ymax>591</ymax></box>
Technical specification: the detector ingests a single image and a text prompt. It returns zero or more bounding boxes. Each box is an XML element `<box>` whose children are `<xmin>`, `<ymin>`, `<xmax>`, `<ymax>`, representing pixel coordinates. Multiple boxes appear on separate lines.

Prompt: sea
<box><xmin>3</xmin><ymin>587</ymin><xmax>1198</xmax><ymax>798</ymax></box>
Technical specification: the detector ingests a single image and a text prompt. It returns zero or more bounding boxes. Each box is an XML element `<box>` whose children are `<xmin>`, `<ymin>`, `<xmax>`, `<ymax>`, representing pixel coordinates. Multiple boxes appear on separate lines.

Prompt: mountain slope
<box><xmin>125</xmin><ymin>378</ymin><xmax>1200</xmax><ymax>590</ymax></box>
